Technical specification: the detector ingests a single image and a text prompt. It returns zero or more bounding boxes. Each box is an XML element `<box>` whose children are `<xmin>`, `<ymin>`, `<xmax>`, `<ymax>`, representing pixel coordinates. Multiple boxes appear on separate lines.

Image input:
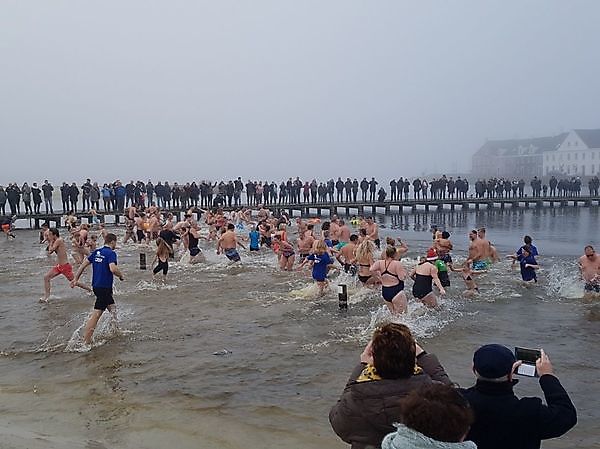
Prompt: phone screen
<box><xmin>514</xmin><ymin>347</ymin><xmax>541</xmax><ymax>377</ymax></box>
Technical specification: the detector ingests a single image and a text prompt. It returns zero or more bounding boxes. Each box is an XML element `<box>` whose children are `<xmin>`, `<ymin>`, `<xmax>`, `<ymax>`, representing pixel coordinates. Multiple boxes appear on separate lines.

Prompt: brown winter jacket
<box><xmin>329</xmin><ymin>352</ymin><xmax>452</xmax><ymax>449</ymax></box>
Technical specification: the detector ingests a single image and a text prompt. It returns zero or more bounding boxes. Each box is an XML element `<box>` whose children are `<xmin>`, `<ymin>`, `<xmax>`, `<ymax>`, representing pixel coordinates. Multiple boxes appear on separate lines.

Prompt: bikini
<box><xmin>358</xmin><ymin>263</ymin><xmax>371</xmax><ymax>283</ymax></box>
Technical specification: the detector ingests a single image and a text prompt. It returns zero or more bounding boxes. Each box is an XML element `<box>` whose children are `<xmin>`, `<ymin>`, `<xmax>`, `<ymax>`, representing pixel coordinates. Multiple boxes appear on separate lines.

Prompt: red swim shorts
<box><xmin>54</xmin><ymin>263</ymin><xmax>74</xmax><ymax>281</ymax></box>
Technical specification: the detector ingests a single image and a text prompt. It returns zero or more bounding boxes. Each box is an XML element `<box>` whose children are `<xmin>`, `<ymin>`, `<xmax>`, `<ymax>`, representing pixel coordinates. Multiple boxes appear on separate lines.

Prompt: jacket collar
<box><xmin>381</xmin><ymin>424</ymin><xmax>477</xmax><ymax>449</ymax></box>
<box><xmin>474</xmin><ymin>378</ymin><xmax>518</xmax><ymax>395</ymax></box>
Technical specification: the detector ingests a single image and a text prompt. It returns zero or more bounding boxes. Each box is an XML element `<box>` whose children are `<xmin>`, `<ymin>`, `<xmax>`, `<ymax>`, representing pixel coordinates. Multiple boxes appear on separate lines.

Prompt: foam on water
<box><xmin>543</xmin><ymin>258</ymin><xmax>585</xmax><ymax>299</ymax></box>
<box><xmin>135</xmin><ymin>280</ymin><xmax>178</xmax><ymax>291</ymax></box>
<box><xmin>64</xmin><ymin>305</ymin><xmax>135</xmax><ymax>353</ymax></box>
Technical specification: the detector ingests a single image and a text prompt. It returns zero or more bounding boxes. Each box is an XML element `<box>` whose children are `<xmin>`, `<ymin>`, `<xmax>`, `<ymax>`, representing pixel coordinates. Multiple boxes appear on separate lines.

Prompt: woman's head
<box><xmin>312</xmin><ymin>239</ymin><xmax>327</xmax><ymax>255</ymax></box>
<box><xmin>355</xmin><ymin>240</ymin><xmax>375</xmax><ymax>261</ymax></box>
<box><xmin>386</xmin><ymin>237</ymin><xmax>396</xmax><ymax>246</ymax></box>
<box><xmin>399</xmin><ymin>383</ymin><xmax>474</xmax><ymax>442</ymax></box>
<box><xmin>371</xmin><ymin>323</ymin><xmax>415</xmax><ymax>379</ymax></box>
<box><xmin>385</xmin><ymin>245</ymin><xmax>397</xmax><ymax>259</ymax></box>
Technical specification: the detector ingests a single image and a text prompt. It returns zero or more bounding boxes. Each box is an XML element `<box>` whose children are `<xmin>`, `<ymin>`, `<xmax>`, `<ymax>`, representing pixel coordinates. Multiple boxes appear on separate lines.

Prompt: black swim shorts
<box><xmin>93</xmin><ymin>287</ymin><xmax>115</xmax><ymax>311</ymax></box>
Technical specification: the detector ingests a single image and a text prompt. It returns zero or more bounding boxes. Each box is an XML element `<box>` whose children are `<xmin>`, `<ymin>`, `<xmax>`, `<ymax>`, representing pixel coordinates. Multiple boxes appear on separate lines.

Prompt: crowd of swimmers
<box><xmin>30</xmin><ymin>202</ymin><xmax>600</xmax><ymax>319</ymax></box>
<box><xmin>3</xmin><ymin>174</ymin><xmax>600</xmax><ymax>218</ymax></box>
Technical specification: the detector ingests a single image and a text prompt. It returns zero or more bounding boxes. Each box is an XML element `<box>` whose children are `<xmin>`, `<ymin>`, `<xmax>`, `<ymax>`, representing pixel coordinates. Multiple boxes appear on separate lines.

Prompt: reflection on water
<box><xmin>1</xmin><ymin>207</ymin><xmax>599</xmax><ymax>449</ymax></box>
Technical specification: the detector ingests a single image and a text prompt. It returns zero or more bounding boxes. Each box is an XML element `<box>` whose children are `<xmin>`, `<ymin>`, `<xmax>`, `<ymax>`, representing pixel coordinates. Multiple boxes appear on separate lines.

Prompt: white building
<box><xmin>543</xmin><ymin>129</ymin><xmax>600</xmax><ymax>177</ymax></box>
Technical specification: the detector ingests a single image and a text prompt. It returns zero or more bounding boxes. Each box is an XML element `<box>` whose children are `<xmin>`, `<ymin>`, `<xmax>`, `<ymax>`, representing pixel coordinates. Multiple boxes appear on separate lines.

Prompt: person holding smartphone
<box><xmin>459</xmin><ymin>344</ymin><xmax>577</xmax><ymax>449</ymax></box>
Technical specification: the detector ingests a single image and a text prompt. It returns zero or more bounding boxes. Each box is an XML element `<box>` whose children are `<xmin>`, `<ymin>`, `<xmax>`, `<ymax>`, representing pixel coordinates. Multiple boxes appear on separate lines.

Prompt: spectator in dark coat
<box><xmin>460</xmin><ymin>344</ymin><xmax>576</xmax><ymax>449</ymax></box>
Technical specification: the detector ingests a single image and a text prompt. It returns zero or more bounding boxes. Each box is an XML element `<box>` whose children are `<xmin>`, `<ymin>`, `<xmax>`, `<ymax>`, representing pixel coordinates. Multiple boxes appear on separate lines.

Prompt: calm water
<box><xmin>1</xmin><ymin>206</ymin><xmax>599</xmax><ymax>449</ymax></box>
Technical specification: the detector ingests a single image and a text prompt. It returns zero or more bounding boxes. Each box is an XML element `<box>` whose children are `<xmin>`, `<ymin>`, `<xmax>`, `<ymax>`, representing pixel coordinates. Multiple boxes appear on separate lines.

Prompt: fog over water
<box><xmin>2</xmin><ymin>1</ymin><xmax>600</xmax><ymax>183</ymax></box>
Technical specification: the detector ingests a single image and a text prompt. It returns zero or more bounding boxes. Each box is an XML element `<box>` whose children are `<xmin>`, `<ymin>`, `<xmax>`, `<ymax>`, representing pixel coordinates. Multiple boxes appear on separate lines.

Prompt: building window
<box><xmin>583</xmin><ymin>153</ymin><xmax>586</xmax><ymax>160</ymax></box>
<box><xmin>575</xmin><ymin>153</ymin><xmax>578</xmax><ymax>160</ymax></box>
<box><xmin>552</xmin><ymin>154</ymin><xmax>556</xmax><ymax>161</ymax></box>
<box><xmin>567</xmin><ymin>154</ymin><xmax>571</xmax><ymax>161</ymax></box>
<box><xmin>592</xmin><ymin>164</ymin><xmax>595</xmax><ymax>174</ymax></box>
<box><xmin>593</xmin><ymin>152</ymin><xmax>596</xmax><ymax>160</ymax></box>
<box><xmin>567</xmin><ymin>166</ymin><xmax>570</xmax><ymax>174</ymax></box>
<box><xmin>559</xmin><ymin>154</ymin><xmax>563</xmax><ymax>161</ymax></box>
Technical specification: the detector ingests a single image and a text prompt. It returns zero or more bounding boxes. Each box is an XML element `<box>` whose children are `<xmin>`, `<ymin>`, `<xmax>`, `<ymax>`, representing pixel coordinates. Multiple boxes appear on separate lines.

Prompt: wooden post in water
<box><xmin>338</xmin><ymin>284</ymin><xmax>348</xmax><ymax>311</ymax></box>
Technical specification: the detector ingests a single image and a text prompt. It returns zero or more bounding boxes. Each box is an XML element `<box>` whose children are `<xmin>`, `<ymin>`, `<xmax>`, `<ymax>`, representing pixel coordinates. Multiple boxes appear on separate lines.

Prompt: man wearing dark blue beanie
<box><xmin>460</xmin><ymin>344</ymin><xmax>577</xmax><ymax>449</ymax></box>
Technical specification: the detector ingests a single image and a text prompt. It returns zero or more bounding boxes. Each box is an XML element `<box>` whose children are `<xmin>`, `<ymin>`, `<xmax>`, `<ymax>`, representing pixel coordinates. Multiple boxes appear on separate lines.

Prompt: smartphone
<box><xmin>514</xmin><ymin>347</ymin><xmax>541</xmax><ymax>377</ymax></box>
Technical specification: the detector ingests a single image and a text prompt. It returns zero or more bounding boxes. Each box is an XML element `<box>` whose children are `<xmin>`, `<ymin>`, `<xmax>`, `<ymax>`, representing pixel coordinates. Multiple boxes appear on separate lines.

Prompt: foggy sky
<box><xmin>1</xmin><ymin>1</ymin><xmax>599</xmax><ymax>185</ymax></box>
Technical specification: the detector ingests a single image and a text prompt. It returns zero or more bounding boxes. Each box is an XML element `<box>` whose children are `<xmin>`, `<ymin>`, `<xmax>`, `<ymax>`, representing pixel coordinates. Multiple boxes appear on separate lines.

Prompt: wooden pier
<box><xmin>10</xmin><ymin>195</ymin><xmax>600</xmax><ymax>229</ymax></box>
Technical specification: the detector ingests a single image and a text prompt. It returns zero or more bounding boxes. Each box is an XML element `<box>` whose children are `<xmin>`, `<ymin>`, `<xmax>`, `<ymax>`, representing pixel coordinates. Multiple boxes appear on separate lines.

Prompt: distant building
<box><xmin>471</xmin><ymin>134</ymin><xmax>566</xmax><ymax>178</ymax></box>
<box><xmin>542</xmin><ymin>129</ymin><xmax>600</xmax><ymax>177</ymax></box>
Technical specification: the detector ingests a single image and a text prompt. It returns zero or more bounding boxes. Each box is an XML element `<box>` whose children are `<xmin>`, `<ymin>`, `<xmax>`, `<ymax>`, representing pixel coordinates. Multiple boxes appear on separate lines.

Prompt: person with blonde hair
<box><xmin>298</xmin><ymin>239</ymin><xmax>333</xmax><ymax>295</ymax></box>
<box><xmin>152</xmin><ymin>237</ymin><xmax>171</xmax><ymax>281</ymax></box>
<box><xmin>355</xmin><ymin>239</ymin><xmax>379</xmax><ymax>286</ymax></box>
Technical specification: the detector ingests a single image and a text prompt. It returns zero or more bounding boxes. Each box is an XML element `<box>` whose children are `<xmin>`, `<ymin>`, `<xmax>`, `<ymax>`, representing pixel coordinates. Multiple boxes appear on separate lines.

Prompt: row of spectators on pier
<box><xmin>1</xmin><ymin>175</ymin><xmax>599</xmax><ymax>215</ymax></box>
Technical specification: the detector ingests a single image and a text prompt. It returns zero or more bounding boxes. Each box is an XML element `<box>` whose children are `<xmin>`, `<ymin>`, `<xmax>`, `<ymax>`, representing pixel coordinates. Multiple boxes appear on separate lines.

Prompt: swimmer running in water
<box><xmin>336</xmin><ymin>234</ymin><xmax>358</xmax><ymax>275</ymax></box>
<box><xmin>466</xmin><ymin>229</ymin><xmax>490</xmax><ymax>272</ymax></box>
<box><xmin>1</xmin><ymin>215</ymin><xmax>16</xmax><ymax>239</ymax></box>
<box><xmin>183</xmin><ymin>224</ymin><xmax>205</xmax><ymax>264</ymax></box>
<box><xmin>451</xmin><ymin>261</ymin><xmax>480</xmax><ymax>297</ymax></box>
<box><xmin>273</xmin><ymin>234</ymin><xmax>295</xmax><ymax>271</ymax></box>
<box><xmin>354</xmin><ymin>239</ymin><xmax>379</xmax><ymax>286</ymax></box>
<box><xmin>409</xmin><ymin>248</ymin><xmax>446</xmax><ymax>308</ymax></box>
<box><xmin>152</xmin><ymin>237</ymin><xmax>171</xmax><ymax>282</ymax></box>
<box><xmin>41</xmin><ymin>228</ymin><xmax>91</xmax><ymax>303</ymax></box>
<box><xmin>370</xmin><ymin>246</ymin><xmax>408</xmax><ymax>314</ymax></box>
<box><xmin>217</xmin><ymin>223</ymin><xmax>245</xmax><ymax>262</ymax></box>
<box><xmin>515</xmin><ymin>244</ymin><xmax>539</xmax><ymax>284</ymax></box>
<box><xmin>579</xmin><ymin>245</ymin><xmax>600</xmax><ymax>298</ymax></box>
<box><xmin>297</xmin><ymin>239</ymin><xmax>333</xmax><ymax>296</ymax></box>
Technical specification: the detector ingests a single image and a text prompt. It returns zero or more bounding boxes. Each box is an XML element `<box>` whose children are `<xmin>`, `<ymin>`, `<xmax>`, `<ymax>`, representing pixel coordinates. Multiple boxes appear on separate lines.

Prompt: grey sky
<box><xmin>1</xmin><ymin>1</ymin><xmax>599</xmax><ymax>184</ymax></box>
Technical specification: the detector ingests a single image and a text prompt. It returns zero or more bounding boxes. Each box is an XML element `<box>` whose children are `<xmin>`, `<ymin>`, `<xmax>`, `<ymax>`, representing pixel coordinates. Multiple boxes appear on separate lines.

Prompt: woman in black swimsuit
<box><xmin>370</xmin><ymin>246</ymin><xmax>408</xmax><ymax>314</ymax></box>
<box><xmin>409</xmin><ymin>249</ymin><xmax>446</xmax><ymax>308</ymax></box>
<box><xmin>185</xmin><ymin>225</ymin><xmax>205</xmax><ymax>264</ymax></box>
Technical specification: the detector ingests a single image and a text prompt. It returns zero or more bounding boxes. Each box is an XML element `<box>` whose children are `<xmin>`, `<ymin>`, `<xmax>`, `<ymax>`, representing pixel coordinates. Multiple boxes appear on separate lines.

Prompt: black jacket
<box><xmin>460</xmin><ymin>375</ymin><xmax>576</xmax><ymax>449</ymax></box>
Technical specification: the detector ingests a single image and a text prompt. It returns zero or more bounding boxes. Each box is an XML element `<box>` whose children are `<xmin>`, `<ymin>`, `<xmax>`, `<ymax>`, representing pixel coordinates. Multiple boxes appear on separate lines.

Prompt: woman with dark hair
<box><xmin>381</xmin><ymin>384</ymin><xmax>476</xmax><ymax>449</ymax></box>
<box><xmin>329</xmin><ymin>323</ymin><xmax>452</xmax><ymax>449</ymax></box>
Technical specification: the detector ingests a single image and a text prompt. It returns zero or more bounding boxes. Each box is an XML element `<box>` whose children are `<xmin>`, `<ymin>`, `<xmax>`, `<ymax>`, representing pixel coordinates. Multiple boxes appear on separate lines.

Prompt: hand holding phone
<box><xmin>515</xmin><ymin>347</ymin><xmax>542</xmax><ymax>377</ymax></box>
<box><xmin>536</xmin><ymin>349</ymin><xmax>554</xmax><ymax>377</ymax></box>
